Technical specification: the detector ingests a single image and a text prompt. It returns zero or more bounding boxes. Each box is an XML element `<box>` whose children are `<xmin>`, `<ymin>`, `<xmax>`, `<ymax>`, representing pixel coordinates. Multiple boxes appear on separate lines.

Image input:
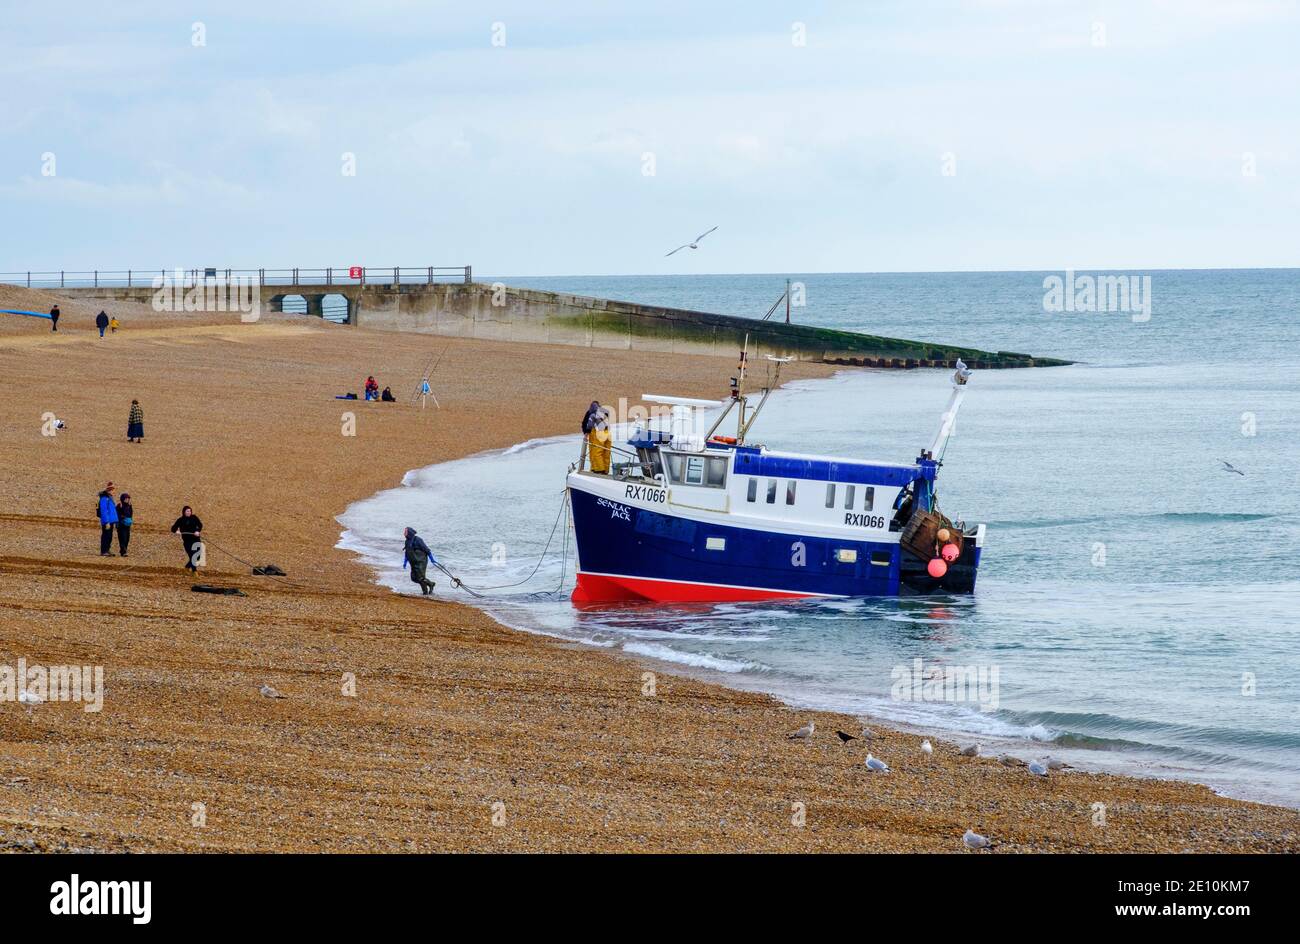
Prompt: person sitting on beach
<box><xmin>364</xmin><ymin>376</ymin><xmax>379</xmax><ymax>401</ymax></box>
<box><xmin>381</xmin><ymin>386</ymin><xmax>396</xmax><ymax>402</ymax></box>
<box><xmin>170</xmin><ymin>505</ymin><xmax>204</xmax><ymax>572</ymax></box>
<box><xmin>127</xmin><ymin>399</ymin><xmax>144</xmax><ymax>442</ymax></box>
<box><xmin>96</xmin><ymin>482</ymin><xmax>119</xmax><ymax>556</ymax></box>
<box><xmin>402</xmin><ymin>527</ymin><xmax>436</xmax><ymax>595</ymax></box>
<box><xmin>95</xmin><ymin>311</ymin><xmax>109</xmax><ymax>338</ymax></box>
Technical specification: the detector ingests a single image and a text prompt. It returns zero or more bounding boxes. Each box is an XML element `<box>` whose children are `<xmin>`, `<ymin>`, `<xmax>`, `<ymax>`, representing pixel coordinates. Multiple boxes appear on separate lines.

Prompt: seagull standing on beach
<box><xmin>963</xmin><ymin>829</ymin><xmax>992</xmax><ymax>850</ymax></box>
<box><xmin>17</xmin><ymin>690</ymin><xmax>43</xmax><ymax>706</ymax></box>
<box><xmin>1047</xmin><ymin>757</ymin><xmax>1066</xmax><ymax>771</ymax></box>
<box><xmin>788</xmin><ymin>721</ymin><xmax>814</xmax><ymax>741</ymax></box>
<box><xmin>960</xmin><ymin>743</ymin><xmax>980</xmax><ymax>757</ymax></box>
<box><xmin>1219</xmin><ymin>459</ymin><xmax>1246</xmax><ymax>476</ymax></box>
<box><xmin>865</xmin><ymin>753</ymin><xmax>890</xmax><ymax>773</ymax></box>
<box><xmin>1028</xmin><ymin>760</ymin><xmax>1049</xmax><ymax>777</ymax></box>
<box><xmin>665</xmin><ymin>226</ymin><xmax>718</xmax><ymax>257</ymax></box>
<box><xmin>921</xmin><ymin>739</ymin><xmax>933</xmax><ymax>755</ymax></box>
<box><xmin>259</xmin><ymin>683</ymin><xmax>286</xmax><ymax>699</ymax></box>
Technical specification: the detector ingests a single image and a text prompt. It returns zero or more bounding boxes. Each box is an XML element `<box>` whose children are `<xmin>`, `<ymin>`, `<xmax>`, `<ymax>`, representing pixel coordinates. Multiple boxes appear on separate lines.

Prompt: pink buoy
<box><xmin>927</xmin><ymin>558</ymin><xmax>948</xmax><ymax>578</ymax></box>
<box><xmin>941</xmin><ymin>543</ymin><xmax>960</xmax><ymax>562</ymax></box>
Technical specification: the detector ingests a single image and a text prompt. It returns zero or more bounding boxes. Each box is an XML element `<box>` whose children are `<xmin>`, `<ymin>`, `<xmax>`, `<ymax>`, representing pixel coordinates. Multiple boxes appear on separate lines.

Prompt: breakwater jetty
<box><xmin>3</xmin><ymin>266</ymin><xmax>1070</xmax><ymax>368</ymax></box>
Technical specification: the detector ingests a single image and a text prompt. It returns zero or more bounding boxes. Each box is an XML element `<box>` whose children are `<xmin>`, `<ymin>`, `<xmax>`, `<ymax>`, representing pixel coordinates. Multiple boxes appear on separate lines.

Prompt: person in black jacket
<box><xmin>170</xmin><ymin>505</ymin><xmax>203</xmax><ymax>571</ymax></box>
<box><xmin>116</xmin><ymin>493</ymin><xmax>134</xmax><ymax>556</ymax></box>
<box><xmin>402</xmin><ymin>526</ymin><xmax>436</xmax><ymax>595</ymax></box>
<box><xmin>95</xmin><ymin>311</ymin><xmax>109</xmax><ymax>338</ymax></box>
<box><xmin>581</xmin><ymin>400</ymin><xmax>602</xmax><ymax>434</ymax></box>
<box><xmin>49</xmin><ymin>305</ymin><xmax>60</xmax><ymax>332</ymax></box>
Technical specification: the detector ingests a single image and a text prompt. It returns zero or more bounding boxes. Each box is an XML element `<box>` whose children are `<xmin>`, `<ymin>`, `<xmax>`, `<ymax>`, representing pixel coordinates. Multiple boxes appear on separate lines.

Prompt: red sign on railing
<box><xmin>348</xmin><ymin>266</ymin><xmax>362</xmax><ymax>279</ymax></box>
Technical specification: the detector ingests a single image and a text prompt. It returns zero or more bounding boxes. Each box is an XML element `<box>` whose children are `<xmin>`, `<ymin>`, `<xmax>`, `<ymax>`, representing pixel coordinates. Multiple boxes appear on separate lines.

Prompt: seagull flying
<box><xmin>259</xmin><ymin>683</ymin><xmax>286</xmax><ymax>699</ymax></box>
<box><xmin>788</xmin><ymin>720</ymin><xmax>814</xmax><ymax>741</ymax></box>
<box><xmin>921</xmin><ymin>739</ymin><xmax>933</xmax><ymax>755</ymax></box>
<box><xmin>836</xmin><ymin>730</ymin><xmax>858</xmax><ymax>743</ymax></box>
<box><xmin>963</xmin><ymin>829</ymin><xmax>992</xmax><ymax>850</ymax></box>
<box><xmin>1219</xmin><ymin>459</ymin><xmax>1245</xmax><ymax>476</ymax></box>
<box><xmin>865</xmin><ymin>753</ymin><xmax>890</xmax><ymax>773</ymax></box>
<box><xmin>1028</xmin><ymin>760</ymin><xmax>1049</xmax><ymax>777</ymax></box>
<box><xmin>665</xmin><ymin>226</ymin><xmax>718</xmax><ymax>257</ymax></box>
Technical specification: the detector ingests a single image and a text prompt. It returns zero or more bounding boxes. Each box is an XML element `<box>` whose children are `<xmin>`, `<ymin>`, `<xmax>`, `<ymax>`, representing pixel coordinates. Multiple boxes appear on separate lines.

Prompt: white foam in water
<box><xmin>338</xmin><ymin>351</ymin><xmax>1300</xmax><ymax>809</ymax></box>
<box><xmin>622</xmin><ymin>642</ymin><xmax>763</xmax><ymax>674</ymax></box>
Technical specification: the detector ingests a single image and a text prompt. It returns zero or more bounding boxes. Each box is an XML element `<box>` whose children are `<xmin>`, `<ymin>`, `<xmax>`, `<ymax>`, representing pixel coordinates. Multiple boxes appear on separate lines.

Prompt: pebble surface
<box><xmin>1</xmin><ymin>292</ymin><xmax>1295</xmax><ymax>853</ymax></box>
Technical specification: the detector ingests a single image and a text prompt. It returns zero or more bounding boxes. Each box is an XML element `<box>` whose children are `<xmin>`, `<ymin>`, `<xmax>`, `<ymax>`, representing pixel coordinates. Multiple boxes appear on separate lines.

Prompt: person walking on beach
<box><xmin>170</xmin><ymin>505</ymin><xmax>204</xmax><ymax>572</ymax></box>
<box><xmin>49</xmin><ymin>305</ymin><xmax>59</xmax><ymax>332</ymax></box>
<box><xmin>96</xmin><ymin>483</ymin><xmax>119</xmax><ymax>556</ymax></box>
<box><xmin>402</xmin><ymin>526</ymin><xmax>436</xmax><ymax>595</ymax></box>
<box><xmin>127</xmin><ymin>399</ymin><xmax>144</xmax><ymax>442</ymax></box>
<box><xmin>95</xmin><ymin>311</ymin><xmax>109</xmax><ymax>338</ymax></box>
<box><xmin>116</xmin><ymin>492</ymin><xmax>134</xmax><ymax>557</ymax></box>
<box><xmin>109</xmin><ymin>316</ymin><xmax>120</xmax><ymax>334</ymax></box>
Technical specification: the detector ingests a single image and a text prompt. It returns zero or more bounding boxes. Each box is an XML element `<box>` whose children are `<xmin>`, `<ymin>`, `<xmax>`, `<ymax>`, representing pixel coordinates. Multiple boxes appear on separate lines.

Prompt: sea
<box><xmin>337</xmin><ymin>269</ymin><xmax>1300</xmax><ymax>808</ymax></box>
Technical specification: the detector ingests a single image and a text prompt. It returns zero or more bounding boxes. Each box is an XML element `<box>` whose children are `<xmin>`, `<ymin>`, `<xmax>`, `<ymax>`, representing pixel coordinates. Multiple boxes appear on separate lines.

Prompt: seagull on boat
<box><xmin>665</xmin><ymin>226</ymin><xmax>718</xmax><ymax>257</ymax></box>
<box><xmin>1028</xmin><ymin>760</ymin><xmax>1049</xmax><ymax>777</ymax></box>
<box><xmin>865</xmin><ymin>753</ymin><xmax>890</xmax><ymax>773</ymax></box>
<box><xmin>836</xmin><ymin>730</ymin><xmax>858</xmax><ymax>744</ymax></box>
<box><xmin>788</xmin><ymin>720</ymin><xmax>814</xmax><ymax>741</ymax></box>
<box><xmin>921</xmin><ymin>739</ymin><xmax>933</xmax><ymax>755</ymax></box>
<box><xmin>960</xmin><ymin>743</ymin><xmax>980</xmax><ymax>757</ymax></box>
<box><xmin>963</xmin><ymin>829</ymin><xmax>993</xmax><ymax>850</ymax></box>
<box><xmin>259</xmin><ymin>683</ymin><xmax>286</xmax><ymax>699</ymax></box>
<box><xmin>1219</xmin><ymin>459</ymin><xmax>1245</xmax><ymax>476</ymax></box>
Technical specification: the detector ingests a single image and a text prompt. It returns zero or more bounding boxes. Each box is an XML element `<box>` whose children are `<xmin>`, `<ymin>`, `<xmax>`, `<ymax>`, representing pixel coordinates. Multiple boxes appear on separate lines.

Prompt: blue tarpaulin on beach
<box><xmin>1</xmin><ymin>309</ymin><xmax>52</xmax><ymax>319</ymax></box>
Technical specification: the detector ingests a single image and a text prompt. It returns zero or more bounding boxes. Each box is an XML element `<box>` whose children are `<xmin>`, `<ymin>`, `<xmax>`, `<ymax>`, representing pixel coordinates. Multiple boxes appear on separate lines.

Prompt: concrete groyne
<box><xmin>44</xmin><ymin>278</ymin><xmax>1070</xmax><ymax>368</ymax></box>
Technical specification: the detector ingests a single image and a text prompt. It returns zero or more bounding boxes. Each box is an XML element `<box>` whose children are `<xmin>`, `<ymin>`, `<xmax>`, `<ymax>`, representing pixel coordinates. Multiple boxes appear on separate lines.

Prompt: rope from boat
<box><xmin>430</xmin><ymin>488</ymin><xmax>571</xmax><ymax>598</ymax></box>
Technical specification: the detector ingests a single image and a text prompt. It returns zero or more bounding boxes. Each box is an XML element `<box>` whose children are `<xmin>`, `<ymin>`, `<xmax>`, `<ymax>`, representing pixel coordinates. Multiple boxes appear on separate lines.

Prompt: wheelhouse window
<box><xmin>665</xmin><ymin>452</ymin><xmax>728</xmax><ymax>489</ymax></box>
<box><xmin>864</xmin><ymin>486</ymin><xmax>875</xmax><ymax>511</ymax></box>
<box><xmin>786</xmin><ymin>481</ymin><xmax>797</xmax><ymax>505</ymax></box>
<box><xmin>746</xmin><ymin>478</ymin><xmax>757</xmax><ymax>502</ymax></box>
<box><xmin>685</xmin><ymin>455</ymin><xmax>705</xmax><ymax>485</ymax></box>
<box><xmin>766</xmin><ymin>479</ymin><xmax>777</xmax><ymax>504</ymax></box>
<box><xmin>844</xmin><ymin>484</ymin><xmax>856</xmax><ymax>510</ymax></box>
<box><xmin>825</xmin><ymin>483</ymin><xmax>836</xmax><ymax>508</ymax></box>
<box><xmin>705</xmin><ymin>456</ymin><xmax>728</xmax><ymax>487</ymax></box>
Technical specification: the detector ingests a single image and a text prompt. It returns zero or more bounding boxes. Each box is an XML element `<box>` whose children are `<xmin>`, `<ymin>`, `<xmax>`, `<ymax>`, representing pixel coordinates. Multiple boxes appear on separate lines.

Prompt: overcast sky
<box><xmin>1</xmin><ymin>1</ymin><xmax>1296</xmax><ymax>275</ymax></box>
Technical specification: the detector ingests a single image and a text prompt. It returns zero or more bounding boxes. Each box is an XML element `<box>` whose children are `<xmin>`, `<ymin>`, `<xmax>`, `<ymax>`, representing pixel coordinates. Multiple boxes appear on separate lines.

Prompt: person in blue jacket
<box><xmin>402</xmin><ymin>526</ymin><xmax>437</xmax><ymax>595</ymax></box>
<box><xmin>96</xmin><ymin>483</ymin><xmax>119</xmax><ymax>556</ymax></box>
<box><xmin>95</xmin><ymin>311</ymin><xmax>109</xmax><ymax>338</ymax></box>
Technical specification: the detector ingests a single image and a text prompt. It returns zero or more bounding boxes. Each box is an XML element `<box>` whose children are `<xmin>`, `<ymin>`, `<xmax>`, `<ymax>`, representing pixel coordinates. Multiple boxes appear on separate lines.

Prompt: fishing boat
<box><xmin>566</xmin><ymin>350</ymin><xmax>985</xmax><ymax>603</ymax></box>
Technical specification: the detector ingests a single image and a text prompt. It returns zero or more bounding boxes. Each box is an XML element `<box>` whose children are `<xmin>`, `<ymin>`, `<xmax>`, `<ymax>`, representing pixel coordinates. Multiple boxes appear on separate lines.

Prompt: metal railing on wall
<box><xmin>0</xmin><ymin>266</ymin><xmax>473</xmax><ymax>289</ymax></box>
